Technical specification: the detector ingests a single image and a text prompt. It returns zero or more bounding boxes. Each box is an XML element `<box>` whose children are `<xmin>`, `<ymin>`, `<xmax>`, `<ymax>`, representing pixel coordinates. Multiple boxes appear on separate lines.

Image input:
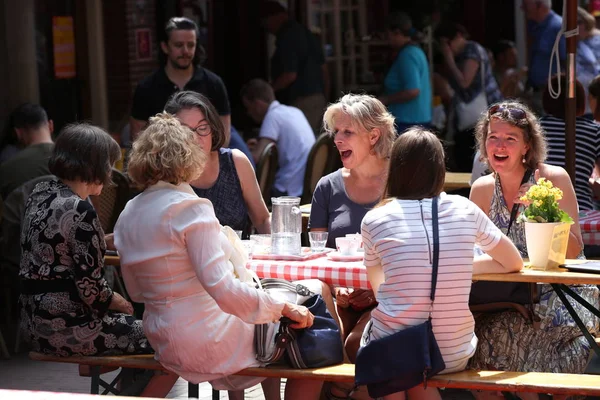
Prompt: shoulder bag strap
<box><xmin>506</xmin><ymin>169</ymin><xmax>533</xmax><ymax>236</ymax></box>
<box><xmin>430</xmin><ymin>196</ymin><xmax>439</xmax><ymax>303</ymax></box>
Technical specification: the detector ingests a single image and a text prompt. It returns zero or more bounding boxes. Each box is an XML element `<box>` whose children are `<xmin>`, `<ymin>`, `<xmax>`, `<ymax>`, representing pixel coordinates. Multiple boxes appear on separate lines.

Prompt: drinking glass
<box><xmin>309</xmin><ymin>231</ymin><xmax>329</xmax><ymax>252</ymax></box>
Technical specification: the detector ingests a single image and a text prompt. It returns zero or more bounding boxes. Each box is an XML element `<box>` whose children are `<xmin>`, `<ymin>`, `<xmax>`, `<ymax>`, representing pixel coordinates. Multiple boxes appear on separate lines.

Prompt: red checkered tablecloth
<box><xmin>579</xmin><ymin>210</ymin><xmax>600</xmax><ymax>246</ymax></box>
<box><xmin>248</xmin><ymin>255</ymin><xmax>370</xmax><ymax>289</ymax></box>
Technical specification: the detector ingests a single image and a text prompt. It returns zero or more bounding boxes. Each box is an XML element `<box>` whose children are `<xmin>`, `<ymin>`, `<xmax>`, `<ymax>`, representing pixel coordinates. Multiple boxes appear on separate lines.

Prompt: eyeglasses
<box><xmin>189</xmin><ymin>123</ymin><xmax>211</xmax><ymax>137</ymax></box>
<box><xmin>488</xmin><ymin>104</ymin><xmax>527</xmax><ymax>121</ymax></box>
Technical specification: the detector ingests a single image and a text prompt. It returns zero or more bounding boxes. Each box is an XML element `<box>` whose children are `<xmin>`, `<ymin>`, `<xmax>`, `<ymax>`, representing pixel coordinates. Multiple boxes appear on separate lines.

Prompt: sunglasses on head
<box><xmin>488</xmin><ymin>104</ymin><xmax>527</xmax><ymax>121</ymax></box>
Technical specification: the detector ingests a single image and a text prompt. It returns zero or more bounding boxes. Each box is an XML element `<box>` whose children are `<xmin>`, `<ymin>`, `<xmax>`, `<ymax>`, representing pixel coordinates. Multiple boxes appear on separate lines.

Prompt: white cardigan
<box><xmin>114</xmin><ymin>181</ymin><xmax>284</xmax><ymax>383</ymax></box>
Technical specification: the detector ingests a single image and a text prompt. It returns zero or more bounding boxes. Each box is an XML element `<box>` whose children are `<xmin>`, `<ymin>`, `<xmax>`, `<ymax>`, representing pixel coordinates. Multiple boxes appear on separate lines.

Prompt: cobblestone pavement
<box><xmin>0</xmin><ymin>353</ymin><xmax>270</xmax><ymax>399</ymax></box>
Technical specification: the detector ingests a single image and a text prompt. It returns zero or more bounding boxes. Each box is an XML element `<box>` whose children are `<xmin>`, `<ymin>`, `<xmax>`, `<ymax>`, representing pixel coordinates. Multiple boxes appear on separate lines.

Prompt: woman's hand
<box><xmin>513</xmin><ymin>169</ymin><xmax>540</xmax><ymax>206</ymax></box>
<box><xmin>349</xmin><ymin>289</ymin><xmax>376</xmax><ymax>311</ymax></box>
<box><xmin>440</xmin><ymin>39</ymin><xmax>454</xmax><ymax>62</ymax></box>
<box><xmin>334</xmin><ymin>287</ymin><xmax>351</xmax><ymax>308</ymax></box>
<box><xmin>104</xmin><ymin>233</ymin><xmax>116</xmax><ymax>251</ymax></box>
<box><xmin>109</xmin><ymin>292</ymin><xmax>134</xmax><ymax>315</ymax></box>
<box><xmin>282</xmin><ymin>303</ymin><xmax>314</xmax><ymax>329</ymax></box>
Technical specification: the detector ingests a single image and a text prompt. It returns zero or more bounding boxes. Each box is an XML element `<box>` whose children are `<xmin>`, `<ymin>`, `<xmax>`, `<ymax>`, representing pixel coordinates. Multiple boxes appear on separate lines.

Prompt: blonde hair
<box><xmin>474</xmin><ymin>100</ymin><xmax>547</xmax><ymax>172</ymax></box>
<box><xmin>323</xmin><ymin>93</ymin><xmax>396</xmax><ymax>158</ymax></box>
<box><xmin>128</xmin><ymin>113</ymin><xmax>207</xmax><ymax>188</ymax></box>
<box><xmin>578</xmin><ymin>7</ymin><xmax>596</xmax><ymax>32</ymax></box>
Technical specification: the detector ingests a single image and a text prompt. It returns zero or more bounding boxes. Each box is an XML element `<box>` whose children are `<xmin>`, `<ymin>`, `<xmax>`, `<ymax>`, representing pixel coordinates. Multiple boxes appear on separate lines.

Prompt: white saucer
<box><xmin>327</xmin><ymin>251</ymin><xmax>363</xmax><ymax>262</ymax></box>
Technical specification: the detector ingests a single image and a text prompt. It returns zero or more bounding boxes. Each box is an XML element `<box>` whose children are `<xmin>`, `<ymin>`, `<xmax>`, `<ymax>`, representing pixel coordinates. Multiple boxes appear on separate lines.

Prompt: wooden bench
<box><xmin>29</xmin><ymin>352</ymin><xmax>600</xmax><ymax>397</ymax></box>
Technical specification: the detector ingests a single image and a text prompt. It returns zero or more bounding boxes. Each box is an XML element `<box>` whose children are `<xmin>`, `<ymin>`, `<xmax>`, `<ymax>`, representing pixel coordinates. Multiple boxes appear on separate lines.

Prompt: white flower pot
<box><xmin>524</xmin><ymin>222</ymin><xmax>570</xmax><ymax>270</ymax></box>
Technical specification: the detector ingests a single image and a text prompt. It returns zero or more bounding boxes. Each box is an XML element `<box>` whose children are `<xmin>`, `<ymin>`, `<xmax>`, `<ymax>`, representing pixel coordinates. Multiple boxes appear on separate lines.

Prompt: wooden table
<box><xmin>444</xmin><ymin>172</ymin><xmax>472</xmax><ymax>191</ymax></box>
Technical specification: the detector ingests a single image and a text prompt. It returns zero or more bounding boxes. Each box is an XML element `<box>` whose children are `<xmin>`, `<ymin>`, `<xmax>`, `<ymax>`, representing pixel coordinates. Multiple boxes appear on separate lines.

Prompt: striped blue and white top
<box><xmin>361</xmin><ymin>193</ymin><xmax>503</xmax><ymax>373</ymax></box>
<box><xmin>541</xmin><ymin>115</ymin><xmax>600</xmax><ymax>211</ymax></box>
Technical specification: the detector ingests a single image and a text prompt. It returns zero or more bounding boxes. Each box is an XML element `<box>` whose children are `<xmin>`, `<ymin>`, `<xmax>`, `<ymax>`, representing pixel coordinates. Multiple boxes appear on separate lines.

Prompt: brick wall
<box><xmin>102</xmin><ymin>0</ymin><xmax>158</xmax><ymax>132</ymax></box>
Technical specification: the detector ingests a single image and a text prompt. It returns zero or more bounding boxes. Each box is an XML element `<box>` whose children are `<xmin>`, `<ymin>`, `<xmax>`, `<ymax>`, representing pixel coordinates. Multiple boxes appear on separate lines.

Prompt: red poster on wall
<box><xmin>135</xmin><ymin>28</ymin><xmax>152</xmax><ymax>61</ymax></box>
<box><xmin>591</xmin><ymin>0</ymin><xmax>600</xmax><ymax>17</ymax></box>
<box><xmin>52</xmin><ymin>16</ymin><xmax>76</xmax><ymax>79</ymax></box>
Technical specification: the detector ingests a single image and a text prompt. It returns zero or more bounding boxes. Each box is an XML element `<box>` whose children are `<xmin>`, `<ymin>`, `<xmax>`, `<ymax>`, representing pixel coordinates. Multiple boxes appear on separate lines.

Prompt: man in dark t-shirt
<box><xmin>262</xmin><ymin>1</ymin><xmax>329</xmax><ymax>135</ymax></box>
<box><xmin>130</xmin><ymin>17</ymin><xmax>231</xmax><ymax>143</ymax></box>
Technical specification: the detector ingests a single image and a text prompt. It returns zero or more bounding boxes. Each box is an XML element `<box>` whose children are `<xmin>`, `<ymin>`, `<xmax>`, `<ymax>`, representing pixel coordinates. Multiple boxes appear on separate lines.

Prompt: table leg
<box><xmin>551</xmin><ymin>284</ymin><xmax>600</xmax><ymax>374</ymax></box>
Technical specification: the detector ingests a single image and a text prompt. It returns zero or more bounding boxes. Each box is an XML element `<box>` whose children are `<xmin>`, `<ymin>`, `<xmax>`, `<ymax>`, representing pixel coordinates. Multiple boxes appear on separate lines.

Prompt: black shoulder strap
<box><xmin>506</xmin><ymin>169</ymin><xmax>533</xmax><ymax>236</ymax></box>
<box><xmin>430</xmin><ymin>196</ymin><xmax>439</xmax><ymax>302</ymax></box>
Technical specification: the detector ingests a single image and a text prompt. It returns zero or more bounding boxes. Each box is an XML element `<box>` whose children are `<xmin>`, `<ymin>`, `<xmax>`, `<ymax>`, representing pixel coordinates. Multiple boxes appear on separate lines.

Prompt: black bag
<box><xmin>254</xmin><ymin>279</ymin><xmax>344</xmax><ymax>368</ymax></box>
<box><xmin>354</xmin><ymin>196</ymin><xmax>446</xmax><ymax>398</ymax></box>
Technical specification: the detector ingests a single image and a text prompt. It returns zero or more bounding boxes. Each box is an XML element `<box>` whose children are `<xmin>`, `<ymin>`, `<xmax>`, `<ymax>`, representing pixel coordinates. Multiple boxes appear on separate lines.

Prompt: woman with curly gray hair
<box><xmin>468</xmin><ymin>101</ymin><xmax>598</xmax><ymax>389</ymax></box>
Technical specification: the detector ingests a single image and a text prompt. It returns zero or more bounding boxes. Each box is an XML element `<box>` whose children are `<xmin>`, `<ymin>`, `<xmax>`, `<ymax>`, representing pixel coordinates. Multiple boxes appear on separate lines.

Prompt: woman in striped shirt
<box><xmin>540</xmin><ymin>75</ymin><xmax>600</xmax><ymax>211</ymax></box>
<box><xmin>361</xmin><ymin>128</ymin><xmax>522</xmax><ymax>400</ymax></box>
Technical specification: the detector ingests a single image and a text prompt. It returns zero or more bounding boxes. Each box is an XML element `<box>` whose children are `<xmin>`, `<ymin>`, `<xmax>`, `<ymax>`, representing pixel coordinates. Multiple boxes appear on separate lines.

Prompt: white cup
<box><xmin>336</xmin><ymin>237</ymin><xmax>359</xmax><ymax>256</ymax></box>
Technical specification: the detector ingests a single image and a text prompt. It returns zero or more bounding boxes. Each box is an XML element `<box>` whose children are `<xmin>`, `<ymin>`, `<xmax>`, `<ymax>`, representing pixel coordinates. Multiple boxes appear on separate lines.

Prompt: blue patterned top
<box><xmin>192</xmin><ymin>148</ymin><xmax>249</xmax><ymax>232</ymax></box>
<box><xmin>488</xmin><ymin>173</ymin><xmax>535</xmax><ymax>257</ymax></box>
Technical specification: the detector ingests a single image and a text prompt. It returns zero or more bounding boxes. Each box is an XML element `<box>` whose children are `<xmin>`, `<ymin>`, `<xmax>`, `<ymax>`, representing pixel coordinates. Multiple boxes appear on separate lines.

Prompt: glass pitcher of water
<box><xmin>271</xmin><ymin>196</ymin><xmax>302</xmax><ymax>255</ymax></box>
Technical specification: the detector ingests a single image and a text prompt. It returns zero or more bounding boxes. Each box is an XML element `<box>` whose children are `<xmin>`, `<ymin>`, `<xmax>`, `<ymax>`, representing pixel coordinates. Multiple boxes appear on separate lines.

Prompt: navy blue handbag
<box><xmin>355</xmin><ymin>196</ymin><xmax>446</xmax><ymax>397</ymax></box>
<box><xmin>255</xmin><ymin>279</ymin><xmax>344</xmax><ymax>368</ymax></box>
<box><xmin>281</xmin><ymin>294</ymin><xmax>344</xmax><ymax>368</ymax></box>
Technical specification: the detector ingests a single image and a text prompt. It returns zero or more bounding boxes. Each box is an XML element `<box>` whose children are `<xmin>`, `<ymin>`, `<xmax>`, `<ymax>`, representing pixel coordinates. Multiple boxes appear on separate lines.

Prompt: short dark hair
<box><xmin>434</xmin><ymin>22</ymin><xmax>469</xmax><ymax>41</ymax></box>
<box><xmin>261</xmin><ymin>1</ymin><xmax>287</xmax><ymax>18</ymax></box>
<box><xmin>386</xmin><ymin>11</ymin><xmax>414</xmax><ymax>36</ymax></box>
<box><xmin>589</xmin><ymin>75</ymin><xmax>600</xmax><ymax>98</ymax></box>
<box><xmin>49</xmin><ymin>123</ymin><xmax>121</xmax><ymax>185</ymax></box>
<box><xmin>1</xmin><ymin>103</ymin><xmax>49</xmax><ymax>149</ymax></box>
<box><xmin>240</xmin><ymin>79</ymin><xmax>276</xmax><ymax>103</ymax></box>
<box><xmin>384</xmin><ymin>127</ymin><xmax>445</xmax><ymax>201</ymax></box>
<box><xmin>492</xmin><ymin>40</ymin><xmax>516</xmax><ymax>58</ymax></box>
<box><xmin>164</xmin><ymin>91</ymin><xmax>225</xmax><ymax>151</ymax></box>
<box><xmin>10</xmin><ymin>103</ymin><xmax>48</xmax><ymax>131</ymax></box>
<box><xmin>543</xmin><ymin>74</ymin><xmax>586</xmax><ymax>118</ymax></box>
<box><xmin>164</xmin><ymin>17</ymin><xmax>199</xmax><ymax>41</ymax></box>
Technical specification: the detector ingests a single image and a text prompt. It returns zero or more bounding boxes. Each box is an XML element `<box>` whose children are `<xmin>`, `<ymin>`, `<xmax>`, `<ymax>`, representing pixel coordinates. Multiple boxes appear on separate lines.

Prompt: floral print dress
<box><xmin>19</xmin><ymin>179</ymin><xmax>152</xmax><ymax>356</ymax></box>
<box><xmin>468</xmin><ymin>173</ymin><xmax>600</xmax><ymax>373</ymax></box>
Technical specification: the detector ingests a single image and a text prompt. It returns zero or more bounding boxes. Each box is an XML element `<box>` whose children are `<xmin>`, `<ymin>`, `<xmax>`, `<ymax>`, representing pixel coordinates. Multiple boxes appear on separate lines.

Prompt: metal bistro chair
<box><xmin>256</xmin><ymin>142</ymin><xmax>279</xmax><ymax>209</ymax></box>
<box><xmin>301</xmin><ymin>133</ymin><xmax>339</xmax><ymax>205</ymax></box>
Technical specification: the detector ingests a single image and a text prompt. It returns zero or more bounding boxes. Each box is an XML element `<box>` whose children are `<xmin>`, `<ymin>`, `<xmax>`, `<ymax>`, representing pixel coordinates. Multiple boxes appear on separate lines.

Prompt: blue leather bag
<box><xmin>255</xmin><ymin>279</ymin><xmax>344</xmax><ymax>368</ymax></box>
<box><xmin>281</xmin><ymin>294</ymin><xmax>344</xmax><ymax>368</ymax></box>
<box><xmin>355</xmin><ymin>196</ymin><xmax>446</xmax><ymax>397</ymax></box>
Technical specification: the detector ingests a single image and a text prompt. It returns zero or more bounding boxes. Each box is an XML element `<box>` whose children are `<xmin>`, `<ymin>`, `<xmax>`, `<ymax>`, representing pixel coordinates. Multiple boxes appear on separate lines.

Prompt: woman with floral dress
<box><xmin>469</xmin><ymin>101</ymin><xmax>599</xmax><ymax>390</ymax></box>
<box><xmin>19</xmin><ymin>123</ymin><xmax>151</xmax><ymax>356</ymax></box>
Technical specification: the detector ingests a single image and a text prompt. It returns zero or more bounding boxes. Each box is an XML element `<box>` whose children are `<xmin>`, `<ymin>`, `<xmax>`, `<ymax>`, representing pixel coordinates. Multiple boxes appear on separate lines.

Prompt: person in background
<box><xmin>0</xmin><ymin>103</ymin><xmax>54</xmax><ymax>199</ymax></box>
<box><xmin>379</xmin><ymin>11</ymin><xmax>432</xmax><ymax>133</ymax></box>
<box><xmin>261</xmin><ymin>0</ymin><xmax>329</xmax><ymax>135</ymax></box>
<box><xmin>577</xmin><ymin>7</ymin><xmax>600</xmax><ymax>119</ymax></box>
<box><xmin>492</xmin><ymin>40</ymin><xmax>526</xmax><ymax>99</ymax></box>
<box><xmin>164</xmin><ymin>91</ymin><xmax>270</xmax><ymax>235</ymax></box>
<box><xmin>435</xmin><ymin>22</ymin><xmax>502</xmax><ymax>172</ymax></box>
<box><xmin>522</xmin><ymin>0</ymin><xmax>565</xmax><ymax>115</ymax></box>
<box><xmin>19</xmin><ymin>123</ymin><xmax>151</xmax><ymax>357</ymax></box>
<box><xmin>241</xmin><ymin>79</ymin><xmax>315</xmax><ymax>197</ymax></box>
<box><xmin>469</xmin><ymin>101</ymin><xmax>598</xmax><ymax>387</ymax></box>
<box><xmin>541</xmin><ymin>75</ymin><xmax>600</xmax><ymax>211</ymax></box>
<box><xmin>229</xmin><ymin>125</ymin><xmax>255</xmax><ymax>169</ymax></box>
<box><xmin>309</xmin><ymin>94</ymin><xmax>395</xmax><ymax>400</ymax></box>
<box><xmin>578</xmin><ymin>7</ymin><xmax>600</xmax><ymax>60</ymax></box>
<box><xmin>361</xmin><ymin>127</ymin><xmax>522</xmax><ymax>400</ymax></box>
<box><xmin>115</xmin><ymin>113</ymin><xmax>321</xmax><ymax>400</ymax></box>
<box><xmin>589</xmin><ymin>75</ymin><xmax>600</xmax><ymax>123</ymax></box>
<box><xmin>0</xmin><ymin>103</ymin><xmax>51</xmax><ymax>164</ymax></box>
<box><xmin>130</xmin><ymin>17</ymin><xmax>231</xmax><ymax>143</ymax></box>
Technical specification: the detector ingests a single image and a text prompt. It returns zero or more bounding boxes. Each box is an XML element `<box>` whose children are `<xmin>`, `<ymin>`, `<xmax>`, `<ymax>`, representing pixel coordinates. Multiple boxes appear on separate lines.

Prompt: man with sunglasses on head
<box><xmin>130</xmin><ymin>17</ymin><xmax>231</xmax><ymax>144</ymax></box>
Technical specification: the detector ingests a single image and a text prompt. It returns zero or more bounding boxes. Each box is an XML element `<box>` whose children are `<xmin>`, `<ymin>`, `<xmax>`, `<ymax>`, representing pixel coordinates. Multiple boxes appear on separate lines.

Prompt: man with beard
<box><xmin>130</xmin><ymin>17</ymin><xmax>231</xmax><ymax>143</ymax></box>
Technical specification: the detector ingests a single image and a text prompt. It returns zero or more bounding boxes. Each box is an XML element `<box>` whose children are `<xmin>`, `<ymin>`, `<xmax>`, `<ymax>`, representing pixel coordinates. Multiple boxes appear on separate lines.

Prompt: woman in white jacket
<box><xmin>114</xmin><ymin>113</ymin><xmax>320</xmax><ymax>399</ymax></box>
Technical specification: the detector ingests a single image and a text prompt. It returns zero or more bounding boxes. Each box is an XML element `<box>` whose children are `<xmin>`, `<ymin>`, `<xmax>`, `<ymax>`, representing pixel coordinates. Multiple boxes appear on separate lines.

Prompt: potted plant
<box><xmin>518</xmin><ymin>178</ymin><xmax>573</xmax><ymax>270</ymax></box>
